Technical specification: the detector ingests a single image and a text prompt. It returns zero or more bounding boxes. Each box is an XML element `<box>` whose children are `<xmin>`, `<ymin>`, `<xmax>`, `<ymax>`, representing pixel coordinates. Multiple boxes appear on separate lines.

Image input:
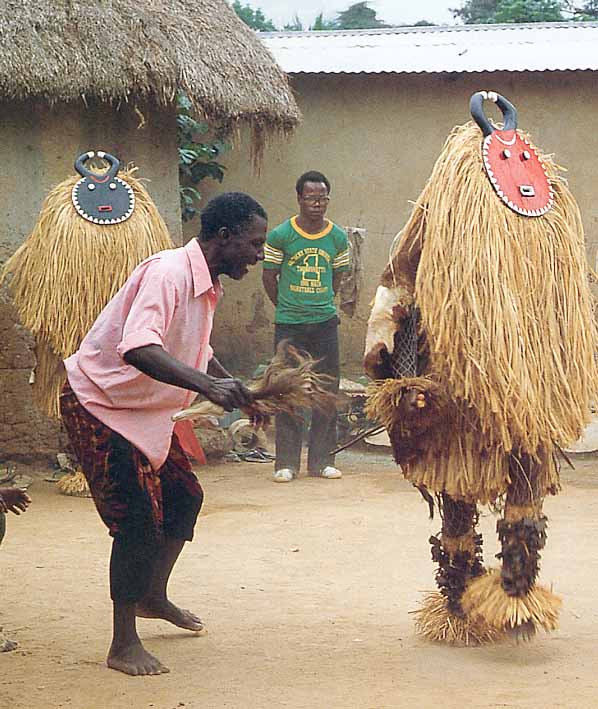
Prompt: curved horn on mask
<box><xmin>469</xmin><ymin>91</ymin><xmax>518</xmax><ymax>137</ymax></box>
<box><xmin>74</xmin><ymin>151</ymin><xmax>121</xmax><ymax>180</ymax></box>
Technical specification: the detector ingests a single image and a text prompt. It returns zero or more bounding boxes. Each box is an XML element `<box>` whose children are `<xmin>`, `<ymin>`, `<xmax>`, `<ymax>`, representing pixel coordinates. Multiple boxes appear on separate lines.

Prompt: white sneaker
<box><xmin>272</xmin><ymin>468</ymin><xmax>295</xmax><ymax>483</ymax></box>
<box><xmin>318</xmin><ymin>466</ymin><xmax>343</xmax><ymax>479</ymax></box>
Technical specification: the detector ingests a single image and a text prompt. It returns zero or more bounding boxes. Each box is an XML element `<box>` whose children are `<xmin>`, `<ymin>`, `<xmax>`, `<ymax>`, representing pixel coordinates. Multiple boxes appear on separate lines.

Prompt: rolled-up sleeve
<box><xmin>116</xmin><ymin>267</ymin><xmax>179</xmax><ymax>358</ymax></box>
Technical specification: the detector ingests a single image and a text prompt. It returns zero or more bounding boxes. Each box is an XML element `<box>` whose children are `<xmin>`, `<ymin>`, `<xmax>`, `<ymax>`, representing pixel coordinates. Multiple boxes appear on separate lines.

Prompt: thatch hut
<box><xmin>0</xmin><ymin>0</ymin><xmax>300</xmax><ymax>462</ymax></box>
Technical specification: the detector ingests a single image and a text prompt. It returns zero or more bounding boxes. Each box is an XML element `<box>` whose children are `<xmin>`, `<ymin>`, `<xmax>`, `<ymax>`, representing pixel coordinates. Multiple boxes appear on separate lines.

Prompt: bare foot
<box><xmin>107</xmin><ymin>640</ymin><xmax>170</xmax><ymax>676</ymax></box>
<box><xmin>136</xmin><ymin>599</ymin><xmax>204</xmax><ymax>632</ymax></box>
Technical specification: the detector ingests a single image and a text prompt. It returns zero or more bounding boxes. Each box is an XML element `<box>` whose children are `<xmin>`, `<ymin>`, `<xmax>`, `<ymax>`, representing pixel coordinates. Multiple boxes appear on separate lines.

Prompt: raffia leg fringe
<box><xmin>461</xmin><ymin>569</ymin><xmax>561</xmax><ymax>635</ymax></box>
<box><xmin>412</xmin><ymin>591</ymin><xmax>502</xmax><ymax>645</ymax></box>
<box><xmin>56</xmin><ymin>469</ymin><xmax>91</xmax><ymax>498</ymax></box>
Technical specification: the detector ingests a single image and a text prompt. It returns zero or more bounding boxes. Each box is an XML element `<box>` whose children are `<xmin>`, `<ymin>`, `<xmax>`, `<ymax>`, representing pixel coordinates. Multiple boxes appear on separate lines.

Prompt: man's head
<box><xmin>199</xmin><ymin>192</ymin><xmax>268</xmax><ymax>280</ymax></box>
<box><xmin>296</xmin><ymin>170</ymin><xmax>331</xmax><ymax>221</ymax></box>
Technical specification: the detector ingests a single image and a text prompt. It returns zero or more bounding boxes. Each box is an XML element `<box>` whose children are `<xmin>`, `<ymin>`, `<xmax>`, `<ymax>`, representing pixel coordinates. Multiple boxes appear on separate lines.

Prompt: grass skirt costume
<box><xmin>1</xmin><ymin>152</ymin><xmax>173</xmax><ymax>496</ymax></box>
<box><xmin>364</xmin><ymin>93</ymin><xmax>598</xmax><ymax>644</ymax></box>
<box><xmin>1</xmin><ymin>152</ymin><xmax>173</xmax><ymax>419</ymax></box>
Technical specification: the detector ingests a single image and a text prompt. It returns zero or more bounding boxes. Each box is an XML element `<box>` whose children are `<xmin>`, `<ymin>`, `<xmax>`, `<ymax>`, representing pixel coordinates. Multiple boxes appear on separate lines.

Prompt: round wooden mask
<box><xmin>71</xmin><ymin>151</ymin><xmax>135</xmax><ymax>224</ymax></box>
<box><xmin>470</xmin><ymin>92</ymin><xmax>553</xmax><ymax>217</ymax></box>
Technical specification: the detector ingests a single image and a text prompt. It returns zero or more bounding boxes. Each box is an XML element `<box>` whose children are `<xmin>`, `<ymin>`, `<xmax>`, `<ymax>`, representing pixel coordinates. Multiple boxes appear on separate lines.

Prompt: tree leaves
<box><xmin>177</xmin><ymin>91</ymin><xmax>228</xmax><ymax>222</ymax></box>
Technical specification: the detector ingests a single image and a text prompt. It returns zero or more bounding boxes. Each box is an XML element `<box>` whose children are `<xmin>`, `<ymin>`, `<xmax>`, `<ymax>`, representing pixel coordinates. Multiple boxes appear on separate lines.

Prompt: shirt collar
<box><xmin>185</xmin><ymin>238</ymin><xmax>222</xmax><ymax>298</ymax></box>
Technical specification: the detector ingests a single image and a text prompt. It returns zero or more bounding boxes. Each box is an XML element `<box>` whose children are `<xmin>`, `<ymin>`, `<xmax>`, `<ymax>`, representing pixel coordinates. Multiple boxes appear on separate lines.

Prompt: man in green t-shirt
<box><xmin>262</xmin><ymin>171</ymin><xmax>350</xmax><ymax>483</ymax></box>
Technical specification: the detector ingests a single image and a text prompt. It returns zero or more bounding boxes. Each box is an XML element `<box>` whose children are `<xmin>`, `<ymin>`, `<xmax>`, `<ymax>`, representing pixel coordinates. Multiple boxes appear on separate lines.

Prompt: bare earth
<box><xmin>2</xmin><ymin>447</ymin><xmax>598</xmax><ymax>709</ymax></box>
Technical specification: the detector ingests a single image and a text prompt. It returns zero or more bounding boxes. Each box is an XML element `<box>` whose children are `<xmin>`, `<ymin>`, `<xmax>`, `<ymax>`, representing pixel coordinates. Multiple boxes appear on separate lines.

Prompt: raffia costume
<box><xmin>1</xmin><ymin>151</ymin><xmax>173</xmax><ymax>494</ymax></box>
<box><xmin>364</xmin><ymin>92</ymin><xmax>598</xmax><ymax>643</ymax></box>
<box><xmin>1</xmin><ymin>151</ymin><xmax>173</xmax><ymax>418</ymax></box>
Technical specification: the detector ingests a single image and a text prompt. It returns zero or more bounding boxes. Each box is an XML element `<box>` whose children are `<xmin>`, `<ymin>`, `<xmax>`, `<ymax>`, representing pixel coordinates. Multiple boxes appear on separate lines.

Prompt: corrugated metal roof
<box><xmin>261</xmin><ymin>22</ymin><xmax>598</xmax><ymax>74</ymax></box>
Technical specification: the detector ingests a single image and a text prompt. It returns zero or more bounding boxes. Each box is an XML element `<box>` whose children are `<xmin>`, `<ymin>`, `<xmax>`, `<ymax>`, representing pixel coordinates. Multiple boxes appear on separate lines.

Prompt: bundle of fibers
<box><xmin>56</xmin><ymin>469</ymin><xmax>92</xmax><ymax>498</ymax></box>
<box><xmin>399</xmin><ymin>121</ymin><xmax>598</xmax><ymax>456</ymax></box>
<box><xmin>399</xmin><ymin>408</ymin><xmax>560</xmax><ymax>504</ymax></box>
<box><xmin>365</xmin><ymin>376</ymin><xmax>448</xmax><ymax>434</ymax></box>
<box><xmin>365</xmin><ymin>376</ymin><xmax>450</xmax><ymax>467</ymax></box>
<box><xmin>412</xmin><ymin>591</ymin><xmax>502</xmax><ymax>646</ymax></box>
<box><xmin>173</xmin><ymin>340</ymin><xmax>338</xmax><ymax>422</ymax></box>
<box><xmin>461</xmin><ymin>569</ymin><xmax>561</xmax><ymax>635</ymax></box>
<box><xmin>1</xmin><ymin>168</ymin><xmax>174</xmax><ymax>417</ymax></box>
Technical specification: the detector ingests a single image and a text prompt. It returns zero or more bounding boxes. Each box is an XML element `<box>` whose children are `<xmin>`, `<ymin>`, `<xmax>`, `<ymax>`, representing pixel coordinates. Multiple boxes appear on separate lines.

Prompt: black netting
<box><xmin>391</xmin><ymin>307</ymin><xmax>420</xmax><ymax>378</ymax></box>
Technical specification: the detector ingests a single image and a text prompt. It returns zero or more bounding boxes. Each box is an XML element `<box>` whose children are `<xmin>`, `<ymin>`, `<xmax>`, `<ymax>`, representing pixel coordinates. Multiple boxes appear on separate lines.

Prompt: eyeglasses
<box><xmin>302</xmin><ymin>196</ymin><xmax>330</xmax><ymax>205</ymax></box>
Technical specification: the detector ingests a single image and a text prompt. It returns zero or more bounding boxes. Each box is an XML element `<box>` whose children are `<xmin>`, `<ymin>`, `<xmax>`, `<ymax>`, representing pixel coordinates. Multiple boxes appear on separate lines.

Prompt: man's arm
<box><xmin>262</xmin><ymin>269</ymin><xmax>280</xmax><ymax>307</ymax></box>
<box><xmin>332</xmin><ymin>270</ymin><xmax>344</xmax><ymax>296</ymax></box>
<box><xmin>124</xmin><ymin>344</ymin><xmax>252</xmax><ymax>411</ymax></box>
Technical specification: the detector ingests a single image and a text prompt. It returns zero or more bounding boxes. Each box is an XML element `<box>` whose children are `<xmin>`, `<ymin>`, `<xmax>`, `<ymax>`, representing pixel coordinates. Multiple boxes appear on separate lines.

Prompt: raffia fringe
<box><xmin>175</xmin><ymin>341</ymin><xmax>337</xmax><ymax>422</ymax></box>
<box><xmin>441</xmin><ymin>531</ymin><xmax>477</xmax><ymax>556</ymax></box>
<box><xmin>401</xmin><ymin>414</ymin><xmax>560</xmax><ymax>504</ymax></box>
<box><xmin>1</xmin><ymin>168</ymin><xmax>174</xmax><ymax>418</ymax></box>
<box><xmin>32</xmin><ymin>341</ymin><xmax>67</xmax><ymax>419</ymax></box>
<box><xmin>365</xmin><ymin>377</ymin><xmax>448</xmax><ymax>432</ymax></box>
<box><xmin>461</xmin><ymin>569</ymin><xmax>561</xmax><ymax>632</ymax></box>
<box><xmin>412</xmin><ymin>591</ymin><xmax>502</xmax><ymax>645</ymax></box>
<box><xmin>56</xmin><ymin>470</ymin><xmax>91</xmax><ymax>498</ymax></box>
<box><xmin>396</xmin><ymin>122</ymin><xmax>598</xmax><ymax>455</ymax></box>
<box><xmin>504</xmin><ymin>504</ymin><xmax>539</xmax><ymax>523</ymax></box>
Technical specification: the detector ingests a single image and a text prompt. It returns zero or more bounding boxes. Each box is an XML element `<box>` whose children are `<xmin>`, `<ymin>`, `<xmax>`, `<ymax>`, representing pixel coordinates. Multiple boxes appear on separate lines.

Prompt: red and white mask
<box><xmin>471</xmin><ymin>91</ymin><xmax>553</xmax><ymax>217</ymax></box>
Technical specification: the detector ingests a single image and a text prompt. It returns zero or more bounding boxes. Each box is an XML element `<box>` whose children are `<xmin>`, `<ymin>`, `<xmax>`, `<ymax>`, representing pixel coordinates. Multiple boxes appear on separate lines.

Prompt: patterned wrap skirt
<box><xmin>60</xmin><ymin>382</ymin><xmax>203</xmax><ymax>541</ymax></box>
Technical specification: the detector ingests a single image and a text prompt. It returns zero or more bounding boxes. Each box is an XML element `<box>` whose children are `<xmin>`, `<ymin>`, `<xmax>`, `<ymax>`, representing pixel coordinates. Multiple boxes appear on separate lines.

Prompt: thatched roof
<box><xmin>0</xmin><ymin>0</ymin><xmax>300</xmax><ymax>136</ymax></box>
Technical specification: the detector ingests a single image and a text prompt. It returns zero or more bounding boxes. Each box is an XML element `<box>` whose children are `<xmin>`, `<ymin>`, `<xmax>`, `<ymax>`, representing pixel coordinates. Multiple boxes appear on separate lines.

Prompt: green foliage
<box><xmin>567</xmin><ymin>0</ymin><xmax>598</xmax><ymax>18</ymax></box>
<box><xmin>452</xmin><ymin>0</ymin><xmax>498</xmax><ymax>23</ymax></box>
<box><xmin>283</xmin><ymin>13</ymin><xmax>303</xmax><ymax>30</ymax></box>
<box><xmin>311</xmin><ymin>12</ymin><xmax>336</xmax><ymax>30</ymax></box>
<box><xmin>453</xmin><ymin>0</ymin><xmax>568</xmax><ymax>22</ymax></box>
<box><xmin>332</xmin><ymin>2</ymin><xmax>390</xmax><ymax>29</ymax></box>
<box><xmin>177</xmin><ymin>92</ymin><xmax>228</xmax><ymax>223</ymax></box>
<box><xmin>232</xmin><ymin>0</ymin><xmax>277</xmax><ymax>31</ymax></box>
<box><xmin>493</xmin><ymin>0</ymin><xmax>565</xmax><ymax>21</ymax></box>
<box><xmin>282</xmin><ymin>2</ymin><xmax>391</xmax><ymax>32</ymax></box>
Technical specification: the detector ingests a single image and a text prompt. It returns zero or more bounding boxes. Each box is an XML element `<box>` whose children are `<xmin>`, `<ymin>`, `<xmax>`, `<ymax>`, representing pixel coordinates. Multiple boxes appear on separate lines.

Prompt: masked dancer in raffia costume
<box><xmin>2</xmin><ymin>151</ymin><xmax>173</xmax><ymax>419</ymax></box>
<box><xmin>363</xmin><ymin>92</ymin><xmax>598</xmax><ymax>643</ymax></box>
<box><xmin>1</xmin><ymin>151</ymin><xmax>173</xmax><ymax>493</ymax></box>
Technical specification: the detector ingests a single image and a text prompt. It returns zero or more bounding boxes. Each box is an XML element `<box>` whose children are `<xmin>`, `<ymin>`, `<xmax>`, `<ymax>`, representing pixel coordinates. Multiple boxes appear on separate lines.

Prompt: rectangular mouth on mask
<box><xmin>519</xmin><ymin>185</ymin><xmax>535</xmax><ymax>197</ymax></box>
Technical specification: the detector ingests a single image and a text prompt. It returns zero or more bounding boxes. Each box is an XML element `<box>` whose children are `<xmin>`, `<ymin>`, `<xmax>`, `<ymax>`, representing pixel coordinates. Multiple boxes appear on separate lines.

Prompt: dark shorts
<box><xmin>60</xmin><ymin>382</ymin><xmax>203</xmax><ymax>542</ymax></box>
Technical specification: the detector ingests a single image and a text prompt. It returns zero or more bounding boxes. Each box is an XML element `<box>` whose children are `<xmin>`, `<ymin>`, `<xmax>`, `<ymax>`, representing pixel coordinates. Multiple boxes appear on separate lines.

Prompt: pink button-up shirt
<box><xmin>65</xmin><ymin>239</ymin><xmax>221</xmax><ymax>470</ymax></box>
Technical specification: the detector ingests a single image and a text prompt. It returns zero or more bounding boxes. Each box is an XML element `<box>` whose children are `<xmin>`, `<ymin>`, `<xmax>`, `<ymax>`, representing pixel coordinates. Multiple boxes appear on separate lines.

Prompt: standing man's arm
<box><xmin>262</xmin><ymin>269</ymin><xmax>280</xmax><ymax>307</ymax></box>
<box><xmin>332</xmin><ymin>270</ymin><xmax>344</xmax><ymax>296</ymax></box>
<box><xmin>262</xmin><ymin>225</ymin><xmax>284</xmax><ymax>307</ymax></box>
<box><xmin>332</xmin><ymin>230</ymin><xmax>351</xmax><ymax>297</ymax></box>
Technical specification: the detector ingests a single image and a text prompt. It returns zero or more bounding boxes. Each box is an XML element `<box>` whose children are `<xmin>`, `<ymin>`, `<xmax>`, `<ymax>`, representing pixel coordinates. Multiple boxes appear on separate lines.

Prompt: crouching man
<box><xmin>60</xmin><ymin>193</ymin><xmax>267</xmax><ymax>675</ymax></box>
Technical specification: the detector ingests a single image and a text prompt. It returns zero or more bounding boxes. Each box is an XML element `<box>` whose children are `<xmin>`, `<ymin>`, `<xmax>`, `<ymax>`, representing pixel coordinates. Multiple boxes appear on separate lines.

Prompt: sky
<box><xmin>244</xmin><ymin>0</ymin><xmax>456</xmax><ymax>29</ymax></box>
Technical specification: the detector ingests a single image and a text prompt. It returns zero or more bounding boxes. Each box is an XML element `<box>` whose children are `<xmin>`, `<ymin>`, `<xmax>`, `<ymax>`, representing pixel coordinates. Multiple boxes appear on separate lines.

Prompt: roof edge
<box><xmin>260</xmin><ymin>21</ymin><xmax>598</xmax><ymax>39</ymax></box>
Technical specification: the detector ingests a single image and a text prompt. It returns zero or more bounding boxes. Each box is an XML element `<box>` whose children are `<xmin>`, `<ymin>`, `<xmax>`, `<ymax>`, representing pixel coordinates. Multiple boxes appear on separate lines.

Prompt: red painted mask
<box><xmin>471</xmin><ymin>91</ymin><xmax>553</xmax><ymax>217</ymax></box>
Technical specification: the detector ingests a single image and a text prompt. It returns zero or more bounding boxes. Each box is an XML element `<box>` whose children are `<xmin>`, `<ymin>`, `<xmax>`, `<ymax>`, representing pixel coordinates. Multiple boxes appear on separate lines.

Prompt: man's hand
<box><xmin>0</xmin><ymin>488</ymin><xmax>31</xmax><ymax>515</ymax></box>
<box><xmin>202</xmin><ymin>377</ymin><xmax>253</xmax><ymax>412</ymax></box>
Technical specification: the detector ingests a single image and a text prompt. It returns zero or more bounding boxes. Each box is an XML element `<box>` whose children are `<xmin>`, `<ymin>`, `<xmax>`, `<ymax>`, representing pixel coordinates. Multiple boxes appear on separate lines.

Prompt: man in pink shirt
<box><xmin>60</xmin><ymin>192</ymin><xmax>267</xmax><ymax>676</ymax></box>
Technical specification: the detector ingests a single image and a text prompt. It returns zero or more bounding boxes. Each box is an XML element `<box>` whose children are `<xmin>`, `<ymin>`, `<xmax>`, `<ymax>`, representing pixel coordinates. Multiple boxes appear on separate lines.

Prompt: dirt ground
<box><xmin>2</xmin><ymin>446</ymin><xmax>598</xmax><ymax>709</ymax></box>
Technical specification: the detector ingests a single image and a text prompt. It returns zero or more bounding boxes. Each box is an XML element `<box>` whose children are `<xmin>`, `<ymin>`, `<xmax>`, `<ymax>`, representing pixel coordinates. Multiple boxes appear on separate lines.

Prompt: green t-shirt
<box><xmin>263</xmin><ymin>216</ymin><xmax>350</xmax><ymax>324</ymax></box>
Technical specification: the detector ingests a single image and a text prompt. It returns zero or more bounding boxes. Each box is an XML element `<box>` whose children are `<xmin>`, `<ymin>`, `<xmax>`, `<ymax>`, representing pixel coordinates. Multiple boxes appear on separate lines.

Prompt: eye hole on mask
<box><xmin>501</xmin><ymin>149</ymin><xmax>511</xmax><ymax>159</ymax></box>
<box><xmin>521</xmin><ymin>150</ymin><xmax>531</xmax><ymax>161</ymax></box>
